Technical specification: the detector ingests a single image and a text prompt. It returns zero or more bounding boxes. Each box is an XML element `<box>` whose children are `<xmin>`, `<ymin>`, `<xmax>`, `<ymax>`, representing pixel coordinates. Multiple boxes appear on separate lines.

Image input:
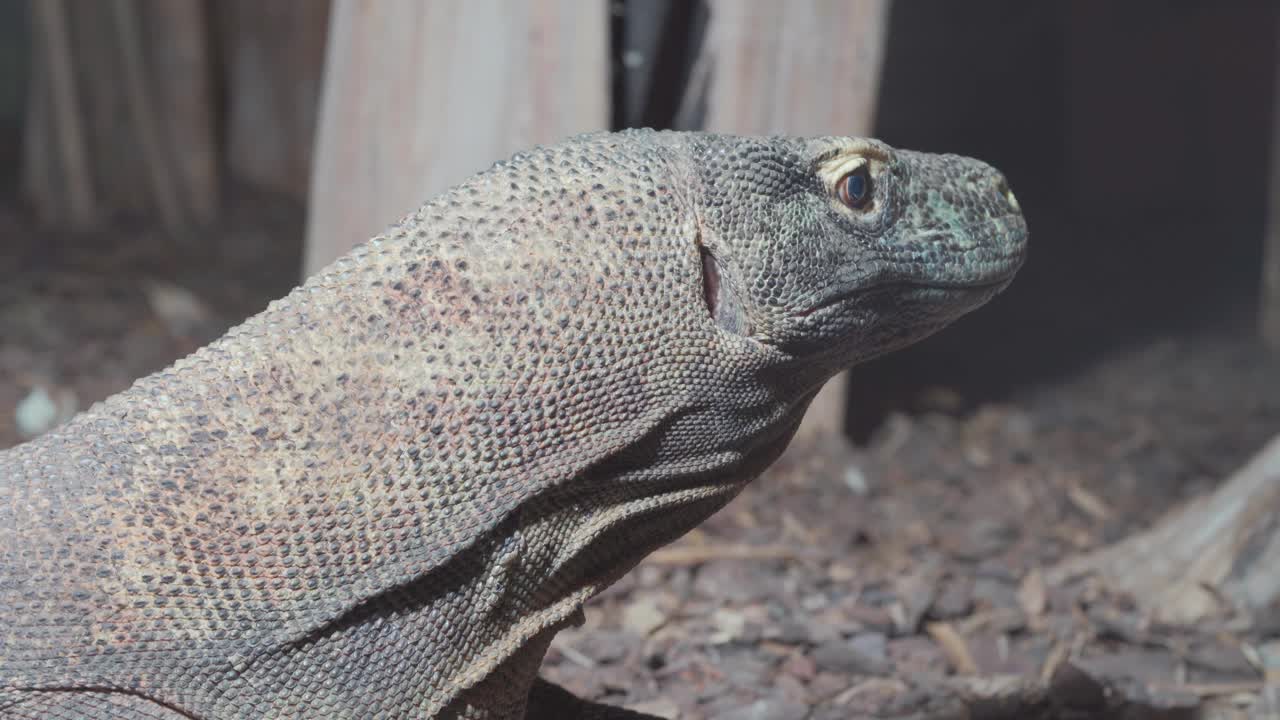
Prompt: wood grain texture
<box><xmin>21</xmin><ymin>0</ymin><xmax>217</xmax><ymax>232</ymax></box>
<box><xmin>303</xmin><ymin>0</ymin><xmax>608</xmax><ymax>278</ymax></box>
<box><xmin>24</xmin><ymin>0</ymin><xmax>96</xmax><ymax>228</ymax></box>
<box><xmin>143</xmin><ymin>0</ymin><xmax>219</xmax><ymax>223</ymax></box>
<box><xmin>680</xmin><ymin>0</ymin><xmax>889</xmax><ymax>136</ymax></box>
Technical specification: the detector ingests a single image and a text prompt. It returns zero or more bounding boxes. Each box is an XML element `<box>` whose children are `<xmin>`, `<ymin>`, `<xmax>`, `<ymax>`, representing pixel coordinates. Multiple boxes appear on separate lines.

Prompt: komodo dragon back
<box><xmin>0</xmin><ymin>130</ymin><xmax>1027</xmax><ymax>718</ymax></box>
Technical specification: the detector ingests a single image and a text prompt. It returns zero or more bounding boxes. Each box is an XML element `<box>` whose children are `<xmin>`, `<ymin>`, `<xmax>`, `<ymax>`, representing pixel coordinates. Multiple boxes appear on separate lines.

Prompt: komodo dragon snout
<box><xmin>689</xmin><ymin>134</ymin><xmax>1026</xmax><ymax>362</ymax></box>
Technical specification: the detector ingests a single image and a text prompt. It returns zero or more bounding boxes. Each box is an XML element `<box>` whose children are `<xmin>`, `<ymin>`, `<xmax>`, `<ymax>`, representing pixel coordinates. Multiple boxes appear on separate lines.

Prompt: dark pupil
<box><xmin>845</xmin><ymin>172</ymin><xmax>867</xmax><ymax>202</ymax></box>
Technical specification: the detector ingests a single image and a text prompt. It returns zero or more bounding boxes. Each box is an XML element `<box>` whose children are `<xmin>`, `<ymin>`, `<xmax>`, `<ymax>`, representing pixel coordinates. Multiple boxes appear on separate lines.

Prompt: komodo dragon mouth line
<box><xmin>794</xmin><ymin>257</ymin><xmax>1022</xmax><ymax>319</ymax></box>
<box><xmin>792</xmin><ymin>277</ymin><xmax>1014</xmax><ymax>319</ymax></box>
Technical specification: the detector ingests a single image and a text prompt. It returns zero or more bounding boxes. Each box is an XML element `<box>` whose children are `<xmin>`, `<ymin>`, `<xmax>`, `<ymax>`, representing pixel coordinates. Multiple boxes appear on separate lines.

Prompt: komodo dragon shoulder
<box><xmin>0</xmin><ymin>130</ymin><xmax>1027</xmax><ymax>719</ymax></box>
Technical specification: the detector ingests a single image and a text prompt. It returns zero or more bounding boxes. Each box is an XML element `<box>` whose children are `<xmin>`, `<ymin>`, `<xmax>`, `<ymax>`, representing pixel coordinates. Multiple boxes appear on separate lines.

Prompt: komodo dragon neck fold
<box><xmin>1</xmin><ymin>129</ymin><xmax>1027</xmax><ymax>719</ymax></box>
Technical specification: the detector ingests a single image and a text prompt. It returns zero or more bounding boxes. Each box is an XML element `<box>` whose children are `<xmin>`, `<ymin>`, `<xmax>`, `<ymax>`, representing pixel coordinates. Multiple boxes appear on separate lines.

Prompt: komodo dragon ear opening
<box><xmin>700</xmin><ymin>245</ymin><xmax>750</xmax><ymax>336</ymax></box>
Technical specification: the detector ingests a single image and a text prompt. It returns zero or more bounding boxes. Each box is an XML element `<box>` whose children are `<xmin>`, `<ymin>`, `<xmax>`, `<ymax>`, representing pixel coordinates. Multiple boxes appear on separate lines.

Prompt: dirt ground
<box><xmin>1</xmin><ymin>199</ymin><xmax>1278</xmax><ymax>719</ymax></box>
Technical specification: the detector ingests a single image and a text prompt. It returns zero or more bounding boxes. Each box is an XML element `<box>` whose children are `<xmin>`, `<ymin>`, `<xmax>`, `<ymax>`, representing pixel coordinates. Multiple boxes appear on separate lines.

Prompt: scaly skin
<box><xmin>0</xmin><ymin>130</ymin><xmax>1027</xmax><ymax>719</ymax></box>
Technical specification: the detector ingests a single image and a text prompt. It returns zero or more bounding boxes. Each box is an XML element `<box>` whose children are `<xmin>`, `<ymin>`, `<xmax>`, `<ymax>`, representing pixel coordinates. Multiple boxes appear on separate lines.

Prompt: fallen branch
<box><xmin>1049</xmin><ymin>435</ymin><xmax>1280</xmax><ymax>625</ymax></box>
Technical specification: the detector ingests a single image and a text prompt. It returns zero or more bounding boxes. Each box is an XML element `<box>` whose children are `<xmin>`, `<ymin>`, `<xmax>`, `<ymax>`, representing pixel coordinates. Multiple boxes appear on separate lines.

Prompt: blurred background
<box><xmin>1</xmin><ymin>2</ymin><xmax>1279</xmax><ymax>715</ymax></box>
<box><xmin>0</xmin><ymin>1</ymin><xmax>1274</xmax><ymax>448</ymax></box>
<box><xmin>0</xmin><ymin>0</ymin><xmax>1274</xmax><ymax>449</ymax></box>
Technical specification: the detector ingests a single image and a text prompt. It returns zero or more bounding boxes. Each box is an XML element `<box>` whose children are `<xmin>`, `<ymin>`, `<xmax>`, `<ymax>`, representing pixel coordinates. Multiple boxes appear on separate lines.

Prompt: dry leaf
<box><xmin>1018</xmin><ymin>568</ymin><xmax>1048</xmax><ymax>618</ymax></box>
<box><xmin>926</xmin><ymin>621</ymin><xmax>979</xmax><ymax>675</ymax></box>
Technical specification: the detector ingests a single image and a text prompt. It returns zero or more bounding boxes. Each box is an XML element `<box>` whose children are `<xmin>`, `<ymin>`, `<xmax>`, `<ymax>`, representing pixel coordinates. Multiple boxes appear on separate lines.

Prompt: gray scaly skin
<box><xmin>0</xmin><ymin>130</ymin><xmax>1027</xmax><ymax>719</ymax></box>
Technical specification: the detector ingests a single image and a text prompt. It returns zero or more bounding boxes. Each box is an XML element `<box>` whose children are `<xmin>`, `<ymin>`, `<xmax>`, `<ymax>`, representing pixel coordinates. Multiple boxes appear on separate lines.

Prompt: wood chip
<box><xmin>827</xmin><ymin>561</ymin><xmax>857</xmax><ymax>583</ymax></box>
<box><xmin>733</xmin><ymin>508</ymin><xmax>760</xmax><ymax>529</ymax></box>
<box><xmin>621</xmin><ymin>599</ymin><xmax>667</xmax><ymax>637</ymax></box>
<box><xmin>1018</xmin><ymin>568</ymin><xmax>1048</xmax><ymax>618</ymax></box>
<box><xmin>892</xmin><ymin>556</ymin><xmax>942</xmax><ymax>634</ymax></box>
<box><xmin>1039</xmin><ymin>638</ymin><xmax>1068</xmax><ymax>684</ymax></box>
<box><xmin>925</xmin><ymin>621</ymin><xmax>979</xmax><ymax>675</ymax></box>
<box><xmin>1066</xmin><ymin>481</ymin><xmax>1114</xmax><ymax>522</ymax></box>
<box><xmin>1148</xmin><ymin>680</ymin><xmax>1267</xmax><ymax>697</ymax></box>
<box><xmin>957</xmin><ymin>607</ymin><xmax>1027</xmax><ymax>636</ymax></box>
<box><xmin>781</xmin><ymin>511</ymin><xmax>817</xmax><ymax>544</ymax></box>
<box><xmin>625</xmin><ymin>698</ymin><xmax>679</xmax><ymax>719</ymax></box>
<box><xmin>645</xmin><ymin>543</ymin><xmax>809</xmax><ymax>566</ymax></box>
<box><xmin>549</xmin><ymin>637</ymin><xmax>597</xmax><ymax>669</ymax></box>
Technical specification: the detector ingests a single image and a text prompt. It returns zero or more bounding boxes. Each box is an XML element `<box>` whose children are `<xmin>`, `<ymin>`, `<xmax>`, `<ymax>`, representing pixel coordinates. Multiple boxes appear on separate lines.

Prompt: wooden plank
<box><xmin>679</xmin><ymin>0</ymin><xmax>889</xmax><ymax>136</ymax></box>
<box><xmin>680</xmin><ymin>0</ymin><xmax>891</xmax><ymax>442</ymax></box>
<box><xmin>26</xmin><ymin>0</ymin><xmax>96</xmax><ymax>228</ymax></box>
<box><xmin>21</xmin><ymin>0</ymin><xmax>218</xmax><ymax>231</ymax></box>
<box><xmin>303</xmin><ymin>0</ymin><xmax>608</xmax><ymax>278</ymax></box>
<box><xmin>110</xmin><ymin>0</ymin><xmax>185</xmax><ymax>231</ymax></box>
<box><xmin>142</xmin><ymin>0</ymin><xmax>219</xmax><ymax>222</ymax></box>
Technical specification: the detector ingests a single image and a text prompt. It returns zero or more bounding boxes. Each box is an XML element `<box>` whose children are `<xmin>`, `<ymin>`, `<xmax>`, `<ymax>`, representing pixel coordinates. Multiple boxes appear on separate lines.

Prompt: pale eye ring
<box><xmin>836</xmin><ymin>165</ymin><xmax>873</xmax><ymax>210</ymax></box>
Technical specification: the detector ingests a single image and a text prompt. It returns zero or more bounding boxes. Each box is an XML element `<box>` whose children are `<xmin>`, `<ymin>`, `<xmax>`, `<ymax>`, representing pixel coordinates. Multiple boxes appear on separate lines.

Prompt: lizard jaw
<box><xmin>794</xmin><ymin>258</ymin><xmax>1023</xmax><ymax>319</ymax></box>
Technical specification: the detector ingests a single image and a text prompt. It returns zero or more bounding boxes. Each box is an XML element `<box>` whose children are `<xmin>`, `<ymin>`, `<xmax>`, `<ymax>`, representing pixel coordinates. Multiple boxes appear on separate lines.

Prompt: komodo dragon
<box><xmin>1</xmin><ymin>130</ymin><xmax>1027</xmax><ymax>719</ymax></box>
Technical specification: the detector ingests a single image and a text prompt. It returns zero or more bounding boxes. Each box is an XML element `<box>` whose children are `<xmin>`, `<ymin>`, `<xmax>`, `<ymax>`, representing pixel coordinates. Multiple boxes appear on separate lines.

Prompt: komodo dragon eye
<box><xmin>836</xmin><ymin>164</ymin><xmax>873</xmax><ymax>210</ymax></box>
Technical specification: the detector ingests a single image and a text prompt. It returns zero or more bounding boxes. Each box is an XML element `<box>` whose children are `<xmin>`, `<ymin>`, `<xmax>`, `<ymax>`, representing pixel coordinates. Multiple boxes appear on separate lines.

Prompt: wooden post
<box><xmin>21</xmin><ymin>0</ymin><xmax>218</xmax><ymax>232</ymax></box>
<box><xmin>1261</xmin><ymin>13</ymin><xmax>1280</xmax><ymax>350</ymax></box>
<box><xmin>216</xmin><ymin>0</ymin><xmax>331</xmax><ymax>202</ymax></box>
<box><xmin>679</xmin><ymin>0</ymin><xmax>891</xmax><ymax>445</ymax></box>
<box><xmin>303</xmin><ymin>0</ymin><xmax>608</xmax><ymax>278</ymax></box>
<box><xmin>24</xmin><ymin>0</ymin><xmax>96</xmax><ymax>228</ymax></box>
<box><xmin>142</xmin><ymin>0</ymin><xmax>219</xmax><ymax>223</ymax></box>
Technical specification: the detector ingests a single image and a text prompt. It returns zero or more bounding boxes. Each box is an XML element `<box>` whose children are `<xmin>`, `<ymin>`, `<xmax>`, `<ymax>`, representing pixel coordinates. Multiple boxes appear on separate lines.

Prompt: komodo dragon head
<box><xmin>0</xmin><ymin>130</ymin><xmax>1027</xmax><ymax>718</ymax></box>
<box><xmin>688</xmin><ymin>133</ymin><xmax>1026</xmax><ymax>368</ymax></box>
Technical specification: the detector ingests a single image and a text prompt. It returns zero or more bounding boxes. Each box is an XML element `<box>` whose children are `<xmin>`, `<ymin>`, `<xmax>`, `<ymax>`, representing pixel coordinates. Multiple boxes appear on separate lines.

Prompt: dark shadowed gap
<box><xmin>611</xmin><ymin>0</ymin><xmax>707</xmax><ymax>131</ymax></box>
<box><xmin>0</xmin><ymin>0</ymin><xmax>29</xmax><ymax>197</ymax></box>
<box><xmin>845</xmin><ymin>0</ymin><xmax>1277</xmax><ymax>443</ymax></box>
<box><xmin>608</xmin><ymin>0</ymin><xmax>626</xmax><ymax>130</ymax></box>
